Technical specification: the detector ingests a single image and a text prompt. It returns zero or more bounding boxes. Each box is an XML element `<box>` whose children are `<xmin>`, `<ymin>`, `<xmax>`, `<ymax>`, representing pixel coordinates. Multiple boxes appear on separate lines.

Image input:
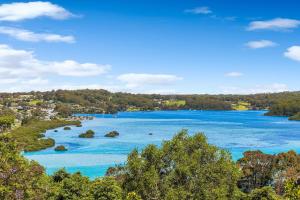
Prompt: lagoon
<box><xmin>24</xmin><ymin>110</ymin><xmax>300</xmax><ymax>179</ymax></box>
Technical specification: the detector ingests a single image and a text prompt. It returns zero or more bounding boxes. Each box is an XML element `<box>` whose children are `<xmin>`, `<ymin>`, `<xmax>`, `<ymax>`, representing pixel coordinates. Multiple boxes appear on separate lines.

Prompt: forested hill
<box><xmin>265</xmin><ymin>92</ymin><xmax>300</xmax><ymax>120</ymax></box>
<box><xmin>1</xmin><ymin>89</ymin><xmax>300</xmax><ymax>120</ymax></box>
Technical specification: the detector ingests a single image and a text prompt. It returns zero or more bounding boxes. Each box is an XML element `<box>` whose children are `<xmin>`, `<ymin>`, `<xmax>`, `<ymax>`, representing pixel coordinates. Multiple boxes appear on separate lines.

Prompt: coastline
<box><xmin>9</xmin><ymin>119</ymin><xmax>81</xmax><ymax>152</ymax></box>
<box><xmin>24</xmin><ymin>110</ymin><xmax>300</xmax><ymax>179</ymax></box>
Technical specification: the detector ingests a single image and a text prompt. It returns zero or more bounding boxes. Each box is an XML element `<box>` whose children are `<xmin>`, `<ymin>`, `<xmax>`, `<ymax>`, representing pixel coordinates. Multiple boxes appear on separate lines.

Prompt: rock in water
<box><xmin>55</xmin><ymin>145</ymin><xmax>67</xmax><ymax>151</ymax></box>
<box><xmin>79</xmin><ymin>130</ymin><xmax>95</xmax><ymax>138</ymax></box>
<box><xmin>105</xmin><ymin>131</ymin><xmax>119</xmax><ymax>138</ymax></box>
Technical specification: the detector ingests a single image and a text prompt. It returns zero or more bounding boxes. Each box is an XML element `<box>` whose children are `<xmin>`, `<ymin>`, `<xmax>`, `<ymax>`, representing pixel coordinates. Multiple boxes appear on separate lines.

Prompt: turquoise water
<box><xmin>24</xmin><ymin>110</ymin><xmax>300</xmax><ymax>179</ymax></box>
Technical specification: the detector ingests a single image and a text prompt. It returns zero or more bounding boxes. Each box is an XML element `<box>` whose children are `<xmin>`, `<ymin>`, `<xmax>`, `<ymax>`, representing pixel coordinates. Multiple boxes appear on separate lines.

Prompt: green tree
<box><xmin>125</xmin><ymin>192</ymin><xmax>142</xmax><ymax>200</ymax></box>
<box><xmin>55</xmin><ymin>104</ymin><xmax>72</xmax><ymax>118</ymax></box>
<box><xmin>248</xmin><ymin>186</ymin><xmax>280</xmax><ymax>200</ymax></box>
<box><xmin>117</xmin><ymin>130</ymin><xmax>240</xmax><ymax>200</ymax></box>
<box><xmin>52</xmin><ymin>168</ymin><xmax>70</xmax><ymax>182</ymax></box>
<box><xmin>0</xmin><ymin>134</ymin><xmax>53</xmax><ymax>200</ymax></box>
<box><xmin>54</xmin><ymin>172</ymin><xmax>92</xmax><ymax>200</ymax></box>
<box><xmin>237</xmin><ymin>150</ymin><xmax>300</xmax><ymax>195</ymax></box>
<box><xmin>91</xmin><ymin>177</ymin><xmax>122</xmax><ymax>200</ymax></box>
<box><xmin>0</xmin><ymin>115</ymin><xmax>15</xmax><ymax>132</ymax></box>
<box><xmin>284</xmin><ymin>179</ymin><xmax>300</xmax><ymax>200</ymax></box>
<box><xmin>237</xmin><ymin>151</ymin><xmax>274</xmax><ymax>193</ymax></box>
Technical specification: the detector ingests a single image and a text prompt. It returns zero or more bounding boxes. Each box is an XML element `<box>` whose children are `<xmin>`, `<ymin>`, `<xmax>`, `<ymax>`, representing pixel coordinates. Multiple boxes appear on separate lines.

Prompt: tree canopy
<box><xmin>112</xmin><ymin>130</ymin><xmax>240</xmax><ymax>200</ymax></box>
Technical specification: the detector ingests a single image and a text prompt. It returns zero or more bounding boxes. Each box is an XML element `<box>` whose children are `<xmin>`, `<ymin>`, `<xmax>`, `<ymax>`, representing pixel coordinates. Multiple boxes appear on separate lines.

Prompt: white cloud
<box><xmin>284</xmin><ymin>46</ymin><xmax>300</xmax><ymax>62</ymax></box>
<box><xmin>245</xmin><ymin>40</ymin><xmax>277</xmax><ymax>49</ymax></box>
<box><xmin>185</xmin><ymin>6</ymin><xmax>212</xmax><ymax>14</ymax></box>
<box><xmin>117</xmin><ymin>73</ymin><xmax>182</xmax><ymax>88</ymax></box>
<box><xmin>0</xmin><ymin>45</ymin><xmax>183</xmax><ymax>93</ymax></box>
<box><xmin>142</xmin><ymin>89</ymin><xmax>177</xmax><ymax>94</ymax></box>
<box><xmin>247</xmin><ymin>18</ymin><xmax>300</xmax><ymax>31</ymax></box>
<box><xmin>0</xmin><ymin>27</ymin><xmax>75</xmax><ymax>43</ymax></box>
<box><xmin>0</xmin><ymin>44</ymin><xmax>110</xmax><ymax>80</ymax></box>
<box><xmin>0</xmin><ymin>1</ymin><xmax>73</xmax><ymax>21</ymax></box>
<box><xmin>0</xmin><ymin>82</ymin><xmax>128</xmax><ymax>93</ymax></box>
<box><xmin>23</xmin><ymin>78</ymin><xmax>49</xmax><ymax>85</ymax></box>
<box><xmin>220</xmin><ymin>83</ymin><xmax>288</xmax><ymax>94</ymax></box>
<box><xmin>225</xmin><ymin>72</ymin><xmax>243</xmax><ymax>77</ymax></box>
<box><xmin>51</xmin><ymin>60</ymin><xmax>110</xmax><ymax>77</ymax></box>
<box><xmin>0</xmin><ymin>78</ymin><xmax>19</xmax><ymax>84</ymax></box>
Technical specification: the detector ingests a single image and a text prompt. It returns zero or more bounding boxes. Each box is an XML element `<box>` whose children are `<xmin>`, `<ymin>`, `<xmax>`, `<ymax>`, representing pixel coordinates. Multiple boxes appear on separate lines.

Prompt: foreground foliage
<box><xmin>237</xmin><ymin>150</ymin><xmax>300</xmax><ymax>195</ymax></box>
<box><xmin>0</xmin><ymin>134</ymin><xmax>53</xmax><ymax>200</ymax></box>
<box><xmin>2</xmin><ymin>130</ymin><xmax>300</xmax><ymax>199</ymax></box>
<box><xmin>119</xmin><ymin>130</ymin><xmax>240</xmax><ymax>199</ymax></box>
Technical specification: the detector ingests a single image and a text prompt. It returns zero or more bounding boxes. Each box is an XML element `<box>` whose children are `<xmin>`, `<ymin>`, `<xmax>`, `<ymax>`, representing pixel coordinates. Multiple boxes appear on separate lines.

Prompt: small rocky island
<box><xmin>105</xmin><ymin>131</ymin><xmax>119</xmax><ymax>138</ymax></box>
<box><xmin>54</xmin><ymin>145</ymin><xmax>67</xmax><ymax>151</ymax></box>
<box><xmin>63</xmin><ymin>126</ymin><xmax>71</xmax><ymax>130</ymax></box>
<box><xmin>79</xmin><ymin>130</ymin><xmax>95</xmax><ymax>138</ymax></box>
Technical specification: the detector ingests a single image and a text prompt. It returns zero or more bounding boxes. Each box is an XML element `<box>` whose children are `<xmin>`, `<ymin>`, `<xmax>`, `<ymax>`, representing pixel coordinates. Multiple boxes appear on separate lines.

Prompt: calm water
<box><xmin>24</xmin><ymin>110</ymin><xmax>300</xmax><ymax>179</ymax></box>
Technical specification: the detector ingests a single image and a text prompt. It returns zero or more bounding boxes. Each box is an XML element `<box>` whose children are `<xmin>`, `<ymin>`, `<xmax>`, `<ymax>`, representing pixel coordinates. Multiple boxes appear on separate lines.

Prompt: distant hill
<box><xmin>1</xmin><ymin>89</ymin><xmax>300</xmax><ymax>120</ymax></box>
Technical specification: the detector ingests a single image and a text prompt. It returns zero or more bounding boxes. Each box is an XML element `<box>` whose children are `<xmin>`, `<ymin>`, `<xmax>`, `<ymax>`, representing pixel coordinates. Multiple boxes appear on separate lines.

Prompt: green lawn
<box><xmin>163</xmin><ymin>100</ymin><xmax>186</xmax><ymax>107</ymax></box>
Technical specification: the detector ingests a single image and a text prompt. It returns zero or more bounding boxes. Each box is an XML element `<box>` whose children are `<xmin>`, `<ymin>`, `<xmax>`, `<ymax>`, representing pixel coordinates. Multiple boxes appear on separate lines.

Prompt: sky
<box><xmin>0</xmin><ymin>0</ymin><xmax>300</xmax><ymax>94</ymax></box>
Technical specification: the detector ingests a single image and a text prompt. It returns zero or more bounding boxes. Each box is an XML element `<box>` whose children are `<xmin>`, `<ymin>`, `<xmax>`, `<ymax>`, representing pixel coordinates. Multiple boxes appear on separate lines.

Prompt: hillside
<box><xmin>1</xmin><ymin>89</ymin><xmax>300</xmax><ymax>119</ymax></box>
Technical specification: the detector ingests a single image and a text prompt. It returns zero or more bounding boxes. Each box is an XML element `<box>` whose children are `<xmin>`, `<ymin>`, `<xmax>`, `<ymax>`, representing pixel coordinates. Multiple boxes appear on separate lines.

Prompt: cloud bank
<box><xmin>0</xmin><ymin>26</ymin><xmax>75</xmax><ymax>43</ymax></box>
<box><xmin>247</xmin><ymin>18</ymin><xmax>300</xmax><ymax>31</ymax></box>
<box><xmin>221</xmin><ymin>83</ymin><xmax>288</xmax><ymax>94</ymax></box>
<box><xmin>0</xmin><ymin>44</ymin><xmax>110</xmax><ymax>80</ymax></box>
<box><xmin>0</xmin><ymin>1</ymin><xmax>73</xmax><ymax>21</ymax></box>
<box><xmin>117</xmin><ymin>73</ymin><xmax>182</xmax><ymax>88</ymax></box>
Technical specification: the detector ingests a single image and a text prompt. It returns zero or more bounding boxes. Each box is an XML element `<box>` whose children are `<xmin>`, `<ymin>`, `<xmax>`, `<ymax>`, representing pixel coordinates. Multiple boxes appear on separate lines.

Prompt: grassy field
<box><xmin>9</xmin><ymin>119</ymin><xmax>80</xmax><ymax>152</ymax></box>
<box><xmin>232</xmin><ymin>101</ymin><xmax>251</xmax><ymax>111</ymax></box>
<box><xmin>126</xmin><ymin>106</ymin><xmax>141</xmax><ymax>112</ymax></box>
<box><xmin>163</xmin><ymin>100</ymin><xmax>186</xmax><ymax>107</ymax></box>
<box><xmin>28</xmin><ymin>99</ymin><xmax>43</xmax><ymax>106</ymax></box>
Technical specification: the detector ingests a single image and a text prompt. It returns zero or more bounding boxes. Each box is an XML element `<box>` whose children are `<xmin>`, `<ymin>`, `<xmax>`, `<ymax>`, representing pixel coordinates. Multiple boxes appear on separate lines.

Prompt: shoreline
<box><xmin>24</xmin><ymin>110</ymin><xmax>300</xmax><ymax>179</ymax></box>
<box><xmin>9</xmin><ymin>119</ymin><xmax>81</xmax><ymax>152</ymax></box>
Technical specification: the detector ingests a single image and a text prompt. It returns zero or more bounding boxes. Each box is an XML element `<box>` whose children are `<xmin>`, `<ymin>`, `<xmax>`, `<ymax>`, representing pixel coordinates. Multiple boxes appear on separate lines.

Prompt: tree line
<box><xmin>2</xmin><ymin>89</ymin><xmax>300</xmax><ymax>116</ymax></box>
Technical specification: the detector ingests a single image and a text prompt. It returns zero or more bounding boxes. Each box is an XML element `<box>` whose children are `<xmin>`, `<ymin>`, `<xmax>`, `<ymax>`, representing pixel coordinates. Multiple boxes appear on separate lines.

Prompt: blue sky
<box><xmin>0</xmin><ymin>0</ymin><xmax>300</xmax><ymax>94</ymax></box>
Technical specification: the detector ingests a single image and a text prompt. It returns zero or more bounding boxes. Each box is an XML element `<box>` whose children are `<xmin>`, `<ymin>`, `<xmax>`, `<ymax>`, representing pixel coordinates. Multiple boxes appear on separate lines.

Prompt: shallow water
<box><xmin>24</xmin><ymin>110</ymin><xmax>300</xmax><ymax>179</ymax></box>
